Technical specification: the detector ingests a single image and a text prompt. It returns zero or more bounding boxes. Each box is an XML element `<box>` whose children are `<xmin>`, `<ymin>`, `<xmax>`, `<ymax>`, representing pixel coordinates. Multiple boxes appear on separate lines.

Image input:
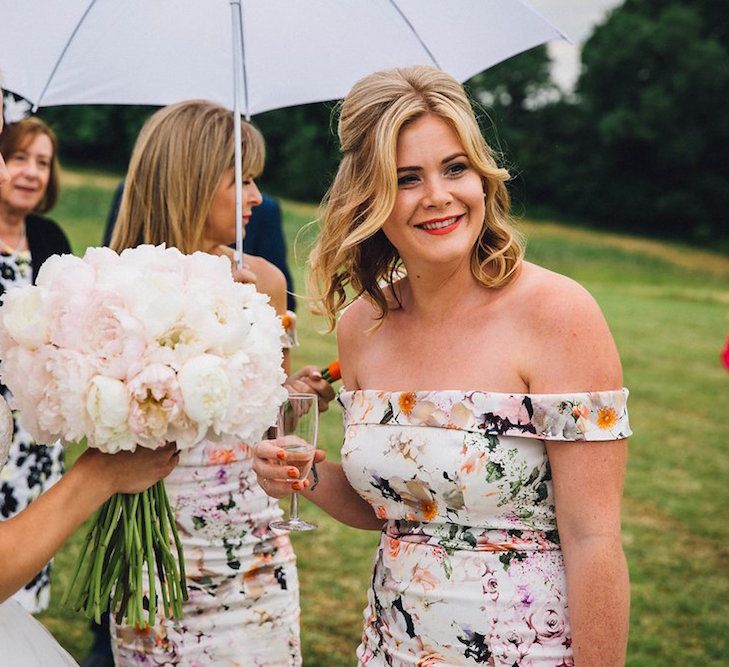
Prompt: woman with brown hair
<box><xmin>0</xmin><ymin>114</ymin><xmax>71</xmax><ymax>613</ymax></box>
<box><xmin>254</xmin><ymin>66</ymin><xmax>631</xmax><ymax>666</ymax></box>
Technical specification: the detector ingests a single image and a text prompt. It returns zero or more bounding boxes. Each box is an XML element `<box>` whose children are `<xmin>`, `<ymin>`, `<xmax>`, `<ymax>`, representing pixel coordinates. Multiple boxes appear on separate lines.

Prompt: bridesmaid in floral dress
<box><xmin>254</xmin><ymin>66</ymin><xmax>631</xmax><ymax>666</ymax></box>
<box><xmin>109</xmin><ymin>101</ymin><xmax>331</xmax><ymax>666</ymax></box>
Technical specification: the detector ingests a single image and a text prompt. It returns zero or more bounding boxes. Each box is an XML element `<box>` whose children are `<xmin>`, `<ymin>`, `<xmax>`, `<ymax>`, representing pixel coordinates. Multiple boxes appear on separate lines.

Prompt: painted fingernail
<box><xmin>276</xmin><ymin>450</ymin><xmax>286</xmax><ymax>460</ymax></box>
<box><xmin>287</xmin><ymin>468</ymin><xmax>299</xmax><ymax>478</ymax></box>
<box><xmin>292</xmin><ymin>482</ymin><xmax>303</xmax><ymax>491</ymax></box>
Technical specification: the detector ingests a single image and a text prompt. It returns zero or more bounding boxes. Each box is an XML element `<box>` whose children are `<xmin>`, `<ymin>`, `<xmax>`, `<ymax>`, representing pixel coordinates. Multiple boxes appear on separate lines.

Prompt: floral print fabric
<box><xmin>112</xmin><ymin>439</ymin><xmax>301</xmax><ymax>665</ymax></box>
<box><xmin>0</xmin><ymin>249</ymin><xmax>64</xmax><ymax>614</ymax></box>
<box><xmin>339</xmin><ymin>389</ymin><xmax>631</xmax><ymax>666</ymax></box>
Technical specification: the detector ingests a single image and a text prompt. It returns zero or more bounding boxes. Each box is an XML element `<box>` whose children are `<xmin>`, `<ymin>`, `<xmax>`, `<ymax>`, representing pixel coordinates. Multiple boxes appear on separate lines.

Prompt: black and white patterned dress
<box><xmin>0</xmin><ymin>248</ymin><xmax>65</xmax><ymax>613</ymax></box>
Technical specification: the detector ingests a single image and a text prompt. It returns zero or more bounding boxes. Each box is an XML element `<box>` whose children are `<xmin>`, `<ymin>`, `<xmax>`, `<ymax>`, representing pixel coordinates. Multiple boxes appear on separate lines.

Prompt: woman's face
<box><xmin>381</xmin><ymin>113</ymin><xmax>485</xmax><ymax>270</ymax></box>
<box><xmin>204</xmin><ymin>167</ymin><xmax>263</xmax><ymax>247</ymax></box>
<box><xmin>0</xmin><ymin>132</ymin><xmax>53</xmax><ymax>214</ymax></box>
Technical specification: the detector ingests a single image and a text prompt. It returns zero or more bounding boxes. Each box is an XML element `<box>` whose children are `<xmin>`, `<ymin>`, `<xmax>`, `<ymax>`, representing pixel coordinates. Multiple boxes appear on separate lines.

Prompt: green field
<box><xmin>35</xmin><ymin>169</ymin><xmax>729</xmax><ymax>665</ymax></box>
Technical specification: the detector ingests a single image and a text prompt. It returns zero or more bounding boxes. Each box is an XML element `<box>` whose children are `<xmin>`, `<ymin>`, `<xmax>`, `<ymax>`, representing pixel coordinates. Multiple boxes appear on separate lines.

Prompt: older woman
<box><xmin>0</xmin><ymin>115</ymin><xmax>71</xmax><ymax>612</ymax></box>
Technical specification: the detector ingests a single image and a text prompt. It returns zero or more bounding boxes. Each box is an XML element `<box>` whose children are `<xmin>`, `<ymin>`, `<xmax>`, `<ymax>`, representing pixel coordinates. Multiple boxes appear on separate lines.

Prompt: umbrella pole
<box><xmin>230</xmin><ymin>0</ymin><xmax>245</xmax><ymax>269</ymax></box>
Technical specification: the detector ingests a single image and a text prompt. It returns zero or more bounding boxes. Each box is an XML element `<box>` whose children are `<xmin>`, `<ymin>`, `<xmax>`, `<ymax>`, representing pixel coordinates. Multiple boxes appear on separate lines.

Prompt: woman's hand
<box><xmin>76</xmin><ymin>443</ymin><xmax>180</xmax><ymax>497</ymax></box>
<box><xmin>285</xmin><ymin>365</ymin><xmax>336</xmax><ymax>412</ymax></box>
<box><xmin>252</xmin><ymin>438</ymin><xmax>327</xmax><ymax>497</ymax></box>
<box><xmin>231</xmin><ymin>262</ymin><xmax>258</xmax><ymax>285</ymax></box>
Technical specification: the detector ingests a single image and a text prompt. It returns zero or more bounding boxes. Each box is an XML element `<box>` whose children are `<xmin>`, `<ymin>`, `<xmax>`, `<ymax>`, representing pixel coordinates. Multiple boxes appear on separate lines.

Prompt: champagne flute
<box><xmin>269</xmin><ymin>393</ymin><xmax>318</xmax><ymax>532</ymax></box>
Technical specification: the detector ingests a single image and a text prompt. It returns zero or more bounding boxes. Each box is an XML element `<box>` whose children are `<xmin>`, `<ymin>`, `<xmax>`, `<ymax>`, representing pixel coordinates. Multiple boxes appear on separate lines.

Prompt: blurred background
<box><xmin>4</xmin><ymin>0</ymin><xmax>726</xmax><ymax>664</ymax></box>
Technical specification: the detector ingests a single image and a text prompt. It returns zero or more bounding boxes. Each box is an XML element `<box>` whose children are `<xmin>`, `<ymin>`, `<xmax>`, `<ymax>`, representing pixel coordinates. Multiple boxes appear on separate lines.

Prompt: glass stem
<box><xmin>290</xmin><ymin>492</ymin><xmax>300</xmax><ymax>521</ymax></box>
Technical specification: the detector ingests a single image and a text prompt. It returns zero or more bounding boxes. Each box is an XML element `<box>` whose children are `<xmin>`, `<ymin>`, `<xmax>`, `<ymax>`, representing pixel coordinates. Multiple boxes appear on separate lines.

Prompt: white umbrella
<box><xmin>0</xmin><ymin>0</ymin><xmax>566</xmax><ymax>260</ymax></box>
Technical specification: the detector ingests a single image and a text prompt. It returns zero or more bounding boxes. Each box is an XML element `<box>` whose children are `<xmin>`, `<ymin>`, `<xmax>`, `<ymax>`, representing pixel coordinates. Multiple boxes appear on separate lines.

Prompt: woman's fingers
<box><xmin>285</xmin><ymin>365</ymin><xmax>336</xmax><ymax>412</ymax></box>
<box><xmin>231</xmin><ymin>264</ymin><xmax>258</xmax><ymax>285</ymax></box>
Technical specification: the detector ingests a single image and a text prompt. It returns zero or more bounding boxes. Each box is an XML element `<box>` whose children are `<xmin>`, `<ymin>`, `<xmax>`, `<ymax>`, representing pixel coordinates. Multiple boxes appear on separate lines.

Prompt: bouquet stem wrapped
<box><xmin>0</xmin><ymin>245</ymin><xmax>287</xmax><ymax>626</ymax></box>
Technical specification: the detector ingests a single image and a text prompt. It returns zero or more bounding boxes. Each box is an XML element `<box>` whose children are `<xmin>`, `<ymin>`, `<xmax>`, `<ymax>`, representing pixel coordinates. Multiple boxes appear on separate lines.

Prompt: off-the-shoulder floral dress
<box><xmin>339</xmin><ymin>388</ymin><xmax>631</xmax><ymax>666</ymax></box>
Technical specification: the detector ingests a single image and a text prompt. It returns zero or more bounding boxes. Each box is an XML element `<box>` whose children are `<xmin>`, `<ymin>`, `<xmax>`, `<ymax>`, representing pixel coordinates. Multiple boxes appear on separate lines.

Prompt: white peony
<box><xmin>1</xmin><ymin>286</ymin><xmax>51</xmax><ymax>349</ymax></box>
<box><xmin>87</xmin><ymin>375</ymin><xmax>135</xmax><ymax>453</ymax></box>
<box><xmin>178</xmin><ymin>354</ymin><xmax>231</xmax><ymax>433</ymax></box>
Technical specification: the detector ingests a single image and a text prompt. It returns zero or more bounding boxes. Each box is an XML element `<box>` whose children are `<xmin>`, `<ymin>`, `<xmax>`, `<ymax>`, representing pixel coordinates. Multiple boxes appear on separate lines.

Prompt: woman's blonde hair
<box><xmin>111</xmin><ymin>100</ymin><xmax>265</xmax><ymax>254</ymax></box>
<box><xmin>309</xmin><ymin>65</ymin><xmax>523</xmax><ymax>330</ymax></box>
<box><xmin>0</xmin><ymin>116</ymin><xmax>60</xmax><ymax>213</ymax></box>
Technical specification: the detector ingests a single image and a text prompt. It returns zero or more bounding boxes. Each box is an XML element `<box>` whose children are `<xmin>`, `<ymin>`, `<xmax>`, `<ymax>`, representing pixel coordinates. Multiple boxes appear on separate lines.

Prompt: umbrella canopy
<box><xmin>0</xmin><ymin>0</ymin><xmax>565</xmax><ymax>116</ymax></box>
<box><xmin>0</xmin><ymin>0</ymin><xmax>566</xmax><ymax>261</ymax></box>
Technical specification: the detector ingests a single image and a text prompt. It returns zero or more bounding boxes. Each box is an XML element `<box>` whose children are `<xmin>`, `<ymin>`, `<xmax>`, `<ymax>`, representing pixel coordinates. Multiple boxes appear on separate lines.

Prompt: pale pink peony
<box><xmin>81</xmin><ymin>292</ymin><xmax>147</xmax><ymax>380</ymax></box>
<box><xmin>81</xmin><ymin>245</ymin><xmax>120</xmax><ymax>270</ymax></box>
<box><xmin>0</xmin><ymin>345</ymin><xmax>54</xmax><ymax>443</ymax></box>
<box><xmin>39</xmin><ymin>348</ymin><xmax>96</xmax><ymax>444</ymax></box>
<box><xmin>127</xmin><ymin>363</ymin><xmax>186</xmax><ymax>449</ymax></box>
<box><xmin>0</xmin><ymin>244</ymin><xmax>286</xmax><ymax>454</ymax></box>
<box><xmin>42</xmin><ymin>256</ymin><xmax>97</xmax><ymax>351</ymax></box>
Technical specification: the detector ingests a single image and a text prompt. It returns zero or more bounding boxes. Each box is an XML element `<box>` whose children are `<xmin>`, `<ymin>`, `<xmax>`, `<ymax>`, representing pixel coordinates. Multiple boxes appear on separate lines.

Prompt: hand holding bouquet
<box><xmin>0</xmin><ymin>244</ymin><xmax>287</xmax><ymax>626</ymax></box>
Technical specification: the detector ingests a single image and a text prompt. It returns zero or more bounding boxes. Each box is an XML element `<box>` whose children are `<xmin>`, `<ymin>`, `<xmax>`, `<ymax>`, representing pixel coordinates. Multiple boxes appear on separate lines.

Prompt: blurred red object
<box><xmin>722</xmin><ymin>336</ymin><xmax>729</xmax><ymax>371</ymax></box>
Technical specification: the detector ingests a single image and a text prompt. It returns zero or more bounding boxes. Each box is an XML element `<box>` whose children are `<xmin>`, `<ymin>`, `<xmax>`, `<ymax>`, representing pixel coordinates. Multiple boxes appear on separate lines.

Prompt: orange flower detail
<box><xmin>134</xmin><ymin>624</ymin><xmax>153</xmax><ymax>636</ymax></box>
<box><xmin>209</xmin><ymin>448</ymin><xmax>237</xmax><ymax>465</ymax></box>
<box><xmin>399</xmin><ymin>391</ymin><xmax>417</xmax><ymax>416</ymax></box>
<box><xmin>411</xmin><ymin>564</ymin><xmax>439</xmax><ymax>591</ymax></box>
<box><xmin>419</xmin><ymin>498</ymin><xmax>438</xmax><ymax>521</ymax></box>
<box><xmin>597</xmin><ymin>406</ymin><xmax>618</xmax><ymax>429</ymax></box>
<box><xmin>321</xmin><ymin>359</ymin><xmax>341</xmax><ymax>383</ymax></box>
<box><xmin>388</xmin><ymin>537</ymin><xmax>401</xmax><ymax>559</ymax></box>
<box><xmin>375</xmin><ymin>505</ymin><xmax>389</xmax><ymax>520</ymax></box>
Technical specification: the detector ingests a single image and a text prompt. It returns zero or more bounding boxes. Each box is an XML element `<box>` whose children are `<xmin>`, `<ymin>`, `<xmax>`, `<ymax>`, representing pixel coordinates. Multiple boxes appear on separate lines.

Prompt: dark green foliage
<box><xmin>469</xmin><ymin>1</ymin><xmax>729</xmax><ymax>246</ymax></box>
<box><xmin>573</xmin><ymin>1</ymin><xmax>729</xmax><ymax>242</ymax></box>
<box><xmin>254</xmin><ymin>102</ymin><xmax>341</xmax><ymax>201</ymax></box>
<box><xmin>37</xmin><ymin>105</ymin><xmax>155</xmax><ymax>168</ymax></box>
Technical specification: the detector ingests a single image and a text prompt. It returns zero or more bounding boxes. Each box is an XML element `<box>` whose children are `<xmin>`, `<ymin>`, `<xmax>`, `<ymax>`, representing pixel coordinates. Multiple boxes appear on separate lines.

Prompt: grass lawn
<box><xmin>34</xmin><ymin>168</ymin><xmax>729</xmax><ymax>665</ymax></box>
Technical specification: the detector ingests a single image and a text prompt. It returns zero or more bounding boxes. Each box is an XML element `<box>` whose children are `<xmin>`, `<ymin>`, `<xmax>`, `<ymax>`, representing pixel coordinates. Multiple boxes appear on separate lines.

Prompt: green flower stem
<box><xmin>62</xmin><ymin>513</ymin><xmax>97</xmax><ymax>607</ymax></box>
<box><xmin>92</xmin><ymin>493</ymin><xmax>122</xmax><ymax>622</ymax></box>
<box><xmin>134</xmin><ymin>498</ymin><xmax>145</xmax><ymax>626</ymax></box>
<box><xmin>142</xmin><ymin>489</ymin><xmax>157</xmax><ymax>624</ymax></box>
<box><xmin>162</xmin><ymin>482</ymin><xmax>187</xmax><ymax>602</ymax></box>
<box><xmin>64</xmin><ymin>480</ymin><xmax>188</xmax><ymax>627</ymax></box>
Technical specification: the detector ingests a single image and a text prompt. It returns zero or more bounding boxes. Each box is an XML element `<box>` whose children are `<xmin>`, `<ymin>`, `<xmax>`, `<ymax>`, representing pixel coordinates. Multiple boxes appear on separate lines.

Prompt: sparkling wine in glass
<box><xmin>269</xmin><ymin>393</ymin><xmax>318</xmax><ymax>532</ymax></box>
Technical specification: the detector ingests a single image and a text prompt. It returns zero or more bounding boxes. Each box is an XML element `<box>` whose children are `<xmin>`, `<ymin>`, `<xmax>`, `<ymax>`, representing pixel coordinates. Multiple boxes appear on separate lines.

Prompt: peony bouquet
<box><xmin>0</xmin><ymin>244</ymin><xmax>287</xmax><ymax>625</ymax></box>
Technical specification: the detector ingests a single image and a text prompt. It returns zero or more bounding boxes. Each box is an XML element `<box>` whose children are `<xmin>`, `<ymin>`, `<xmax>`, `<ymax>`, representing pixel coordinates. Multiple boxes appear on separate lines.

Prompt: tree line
<box><xmin>38</xmin><ymin>0</ymin><xmax>728</xmax><ymax>247</ymax></box>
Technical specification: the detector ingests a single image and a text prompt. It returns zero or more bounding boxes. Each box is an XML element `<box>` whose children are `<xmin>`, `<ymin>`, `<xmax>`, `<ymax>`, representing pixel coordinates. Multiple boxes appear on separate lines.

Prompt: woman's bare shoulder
<box><xmin>516</xmin><ymin>262</ymin><xmax>603</xmax><ymax>321</ymax></box>
<box><xmin>337</xmin><ymin>295</ymin><xmax>379</xmax><ymax>341</ymax></box>
<box><xmin>516</xmin><ymin>262</ymin><xmax>622</xmax><ymax>391</ymax></box>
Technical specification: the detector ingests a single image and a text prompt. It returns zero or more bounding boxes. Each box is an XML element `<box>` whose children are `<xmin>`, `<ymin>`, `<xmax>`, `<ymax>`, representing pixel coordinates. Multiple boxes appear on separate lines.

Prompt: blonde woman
<box><xmin>110</xmin><ymin>101</ymin><xmax>320</xmax><ymax>665</ymax></box>
<box><xmin>254</xmin><ymin>66</ymin><xmax>631</xmax><ymax>666</ymax></box>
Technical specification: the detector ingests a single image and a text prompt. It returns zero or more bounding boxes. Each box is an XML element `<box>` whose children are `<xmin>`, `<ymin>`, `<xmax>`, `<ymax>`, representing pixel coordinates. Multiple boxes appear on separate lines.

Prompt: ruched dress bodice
<box><xmin>339</xmin><ymin>388</ymin><xmax>630</xmax><ymax>666</ymax></box>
